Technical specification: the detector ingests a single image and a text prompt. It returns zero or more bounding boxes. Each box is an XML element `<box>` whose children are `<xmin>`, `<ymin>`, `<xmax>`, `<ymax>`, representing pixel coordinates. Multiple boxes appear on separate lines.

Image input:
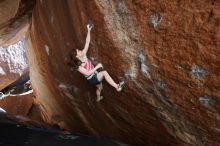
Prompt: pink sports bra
<box><xmin>83</xmin><ymin>59</ymin><xmax>94</xmax><ymax>71</ymax></box>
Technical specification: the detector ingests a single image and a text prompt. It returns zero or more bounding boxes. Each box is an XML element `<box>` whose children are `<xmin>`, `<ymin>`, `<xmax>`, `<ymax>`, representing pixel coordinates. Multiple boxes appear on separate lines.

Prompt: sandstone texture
<box><xmin>0</xmin><ymin>93</ymin><xmax>45</xmax><ymax>125</ymax></box>
<box><xmin>1</xmin><ymin>0</ymin><xmax>220</xmax><ymax>146</ymax></box>
<box><xmin>0</xmin><ymin>0</ymin><xmax>35</xmax><ymax>46</ymax></box>
<box><xmin>0</xmin><ymin>40</ymin><xmax>29</xmax><ymax>90</ymax></box>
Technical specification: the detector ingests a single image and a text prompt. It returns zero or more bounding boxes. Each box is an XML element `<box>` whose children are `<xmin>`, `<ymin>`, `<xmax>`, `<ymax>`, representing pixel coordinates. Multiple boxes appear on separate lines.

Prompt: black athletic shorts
<box><xmin>87</xmin><ymin>74</ymin><xmax>101</xmax><ymax>86</ymax></box>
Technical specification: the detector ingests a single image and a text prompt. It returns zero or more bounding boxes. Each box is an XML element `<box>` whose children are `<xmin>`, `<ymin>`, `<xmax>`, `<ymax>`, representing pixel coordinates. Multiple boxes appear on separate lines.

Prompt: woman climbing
<box><xmin>71</xmin><ymin>24</ymin><xmax>124</xmax><ymax>102</ymax></box>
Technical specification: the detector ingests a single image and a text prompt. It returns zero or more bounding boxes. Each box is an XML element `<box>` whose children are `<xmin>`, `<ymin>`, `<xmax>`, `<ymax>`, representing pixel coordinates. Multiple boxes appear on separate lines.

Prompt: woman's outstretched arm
<box><xmin>83</xmin><ymin>24</ymin><xmax>93</xmax><ymax>54</ymax></box>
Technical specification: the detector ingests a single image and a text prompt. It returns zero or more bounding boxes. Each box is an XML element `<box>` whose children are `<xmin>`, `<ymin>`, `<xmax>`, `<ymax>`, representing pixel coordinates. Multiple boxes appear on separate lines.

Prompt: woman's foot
<box><xmin>0</xmin><ymin>92</ymin><xmax>5</xmax><ymax>100</ymax></box>
<box><xmin>116</xmin><ymin>81</ymin><xmax>125</xmax><ymax>92</ymax></box>
<box><xmin>96</xmin><ymin>95</ymin><xmax>104</xmax><ymax>102</ymax></box>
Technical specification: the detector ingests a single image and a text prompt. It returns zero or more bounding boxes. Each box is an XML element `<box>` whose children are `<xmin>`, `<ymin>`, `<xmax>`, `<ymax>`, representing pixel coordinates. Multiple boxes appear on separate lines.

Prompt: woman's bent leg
<box><xmin>97</xmin><ymin>71</ymin><xmax>118</xmax><ymax>88</ymax></box>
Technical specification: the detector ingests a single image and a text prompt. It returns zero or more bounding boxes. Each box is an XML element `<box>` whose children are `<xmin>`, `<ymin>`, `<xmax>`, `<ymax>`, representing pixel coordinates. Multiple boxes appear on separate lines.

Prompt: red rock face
<box><xmin>0</xmin><ymin>0</ymin><xmax>35</xmax><ymax>46</ymax></box>
<box><xmin>0</xmin><ymin>0</ymin><xmax>34</xmax><ymax>91</ymax></box>
<box><xmin>0</xmin><ymin>94</ymin><xmax>33</xmax><ymax>115</ymax></box>
<box><xmin>0</xmin><ymin>93</ymin><xmax>46</xmax><ymax>126</ymax></box>
<box><xmin>0</xmin><ymin>0</ymin><xmax>42</xmax><ymax>130</ymax></box>
<box><xmin>1</xmin><ymin>0</ymin><xmax>220</xmax><ymax>146</ymax></box>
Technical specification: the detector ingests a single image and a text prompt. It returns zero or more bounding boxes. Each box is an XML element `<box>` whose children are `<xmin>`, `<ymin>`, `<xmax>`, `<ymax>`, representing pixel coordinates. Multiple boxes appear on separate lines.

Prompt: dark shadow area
<box><xmin>0</xmin><ymin>120</ymin><xmax>128</xmax><ymax>146</ymax></box>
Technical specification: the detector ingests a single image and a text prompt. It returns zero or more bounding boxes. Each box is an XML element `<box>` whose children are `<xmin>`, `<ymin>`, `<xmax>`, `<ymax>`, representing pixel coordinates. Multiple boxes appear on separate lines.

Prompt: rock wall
<box><xmin>0</xmin><ymin>93</ymin><xmax>44</xmax><ymax>124</ymax></box>
<box><xmin>1</xmin><ymin>0</ymin><xmax>220</xmax><ymax>146</ymax></box>
<box><xmin>0</xmin><ymin>0</ymin><xmax>35</xmax><ymax>46</ymax></box>
<box><xmin>0</xmin><ymin>0</ymin><xmax>43</xmax><ymax>131</ymax></box>
<box><xmin>0</xmin><ymin>40</ymin><xmax>29</xmax><ymax>90</ymax></box>
<box><xmin>0</xmin><ymin>94</ymin><xmax>33</xmax><ymax>115</ymax></box>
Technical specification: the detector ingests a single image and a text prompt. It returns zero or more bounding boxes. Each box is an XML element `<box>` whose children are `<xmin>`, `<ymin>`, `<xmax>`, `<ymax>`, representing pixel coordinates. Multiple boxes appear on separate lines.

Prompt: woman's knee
<box><xmin>96</xmin><ymin>86</ymin><xmax>102</xmax><ymax>91</ymax></box>
<box><xmin>102</xmin><ymin>70</ymin><xmax>107</xmax><ymax>75</ymax></box>
<box><xmin>99</xmin><ymin>85</ymin><xmax>103</xmax><ymax>90</ymax></box>
<box><xmin>97</xmin><ymin>72</ymin><xmax>103</xmax><ymax>80</ymax></box>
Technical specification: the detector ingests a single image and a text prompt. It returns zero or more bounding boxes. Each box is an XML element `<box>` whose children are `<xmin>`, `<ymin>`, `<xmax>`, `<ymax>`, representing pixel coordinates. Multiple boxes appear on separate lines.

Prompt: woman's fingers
<box><xmin>87</xmin><ymin>24</ymin><xmax>93</xmax><ymax>31</ymax></box>
<box><xmin>89</xmin><ymin>24</ymin><xmax>93</xmax><ymax>29</ymax></box>
<box><xmin>87</xmin><ymin>24</ymin><xmax>90</xmax><ymax>30</ymax></box>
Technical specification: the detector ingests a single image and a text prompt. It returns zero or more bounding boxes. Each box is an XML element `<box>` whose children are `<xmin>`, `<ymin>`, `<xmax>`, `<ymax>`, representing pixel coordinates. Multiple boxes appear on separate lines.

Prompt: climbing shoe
<box><xmin>0</xmin><ymin>92</ymin><xmax>4</xmax><ymax>100</ymax></box>
<box><xmin>116</xmin><ymin>81</ymin><xmax>125</xmax><ymax>92</ymax></box>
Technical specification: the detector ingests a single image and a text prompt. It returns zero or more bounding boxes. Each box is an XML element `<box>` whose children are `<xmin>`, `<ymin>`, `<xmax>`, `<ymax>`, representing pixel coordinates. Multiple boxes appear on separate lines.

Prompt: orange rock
<box><xmin>1</xmin><ymin>0</ymin><xmax>220</xmax><ymax>146</ymax></box>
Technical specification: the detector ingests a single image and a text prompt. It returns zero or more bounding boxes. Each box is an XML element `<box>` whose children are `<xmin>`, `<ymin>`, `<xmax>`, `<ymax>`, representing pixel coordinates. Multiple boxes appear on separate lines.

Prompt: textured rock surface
<box><xmin>0</xmin><ymin>93</ymin><xmax>44</xmax><ymax>124</ymax></box>
<box><xmin>0</xmin><ymin>40</ymin><xmax>29</xmax><ymax>90</ymax></box>
<box><xmin>0</xmin><ymin>0</ymin><xmax>35</xmax><ymax>46</ymax></box>
<box><xmin>0</xmin><ymin>0</ymin><xmax>34</xmax><ymax>90</ymax></box>
<box><xmin>0</xmin><ymin>94</ymin><xmax>33</xmax><ymax>116</ymax></box>
<box><xmin>1</xmin><ymin>0</ymin><xmax>220</xmax><ymax>146</ymax></box>
<box><xmin>0</xmin><ymin>0</ymin><xmax>43</xmax><ymax>131</ymax></box>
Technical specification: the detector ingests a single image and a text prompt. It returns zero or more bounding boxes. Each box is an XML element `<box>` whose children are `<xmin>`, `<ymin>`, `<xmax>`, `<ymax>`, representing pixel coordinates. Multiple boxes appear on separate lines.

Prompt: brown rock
<box><xmin>0</xmin><ymin>0</ymin><xmax>35</xmax><ymax>46</ymax></box>
<box><xmin>1</xmin><ymin>0</ymin><xmax>220</xmax><ymax>146</ymax></box>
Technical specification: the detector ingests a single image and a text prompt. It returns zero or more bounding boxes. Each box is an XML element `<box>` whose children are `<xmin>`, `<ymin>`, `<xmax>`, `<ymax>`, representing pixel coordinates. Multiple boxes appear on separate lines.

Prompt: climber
<box><xmin>71</xmin><ymin>24</ymin><xmax>124</xmax><ymax>102</ymax></box>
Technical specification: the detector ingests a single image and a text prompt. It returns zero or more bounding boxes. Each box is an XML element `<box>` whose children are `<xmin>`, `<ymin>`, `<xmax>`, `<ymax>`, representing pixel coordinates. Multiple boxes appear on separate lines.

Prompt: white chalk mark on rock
<box><xmin>51</xmin><ymin>16</ymin><xmax>54</xmax><ymax>24</ymax></box>
<box><xmin>190</xmin><ymin>64</ymin><xmax>206</xmax><ymax>79</ymax></box>
<box><xmin>45</xmin><ymin>45</ymin><xmax>50</xmax><ymax>56</ymax></box>
<box><xmin>0</xmin><ymin>67</ymin><xmax>6</xmax><ymax>75</ymax></box>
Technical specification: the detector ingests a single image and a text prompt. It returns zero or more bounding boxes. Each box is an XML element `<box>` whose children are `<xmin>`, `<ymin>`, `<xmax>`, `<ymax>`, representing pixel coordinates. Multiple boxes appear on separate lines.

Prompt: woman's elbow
<box><xmin>85</xmin><ymin>73</ymin><xmax>90</xmax><ymax>76</ymax></box>
<box><xmin>84</xmin><ymin>71</ymin><xmax>91</xmax><ymax>76</ymax></box>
